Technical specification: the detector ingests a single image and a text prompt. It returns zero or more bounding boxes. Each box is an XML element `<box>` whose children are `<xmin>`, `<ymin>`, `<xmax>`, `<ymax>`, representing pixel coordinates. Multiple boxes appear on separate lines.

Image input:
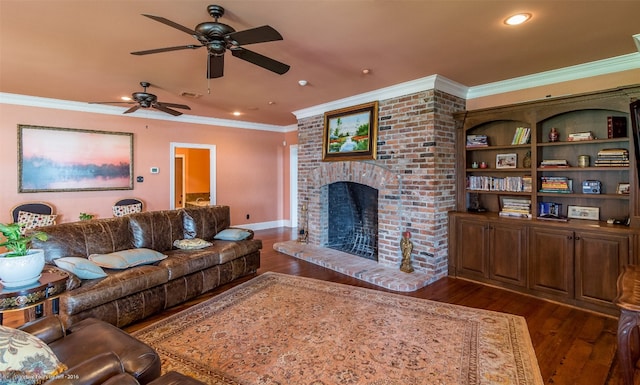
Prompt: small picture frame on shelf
<box><xmin>567</xmin><ymin>205</ymin><xmax>600</xmax><ymax>220</ymax></box>
<box><xmin>617</xmin><ymin>182</ymin><xmax>631</xmax><ymax>195</ymax></box>
<box><xmin>496</xmin><ymin>153</ymin><xmax>517</xmax><ymax>169</ymax></box>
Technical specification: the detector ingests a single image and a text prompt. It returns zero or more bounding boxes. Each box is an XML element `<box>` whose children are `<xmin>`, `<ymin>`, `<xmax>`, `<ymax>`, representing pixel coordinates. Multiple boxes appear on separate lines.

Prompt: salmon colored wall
<box><xmin>0</xmin><ymin>104</ymin><xmax>288</xmax><ymax>226</ymax></box>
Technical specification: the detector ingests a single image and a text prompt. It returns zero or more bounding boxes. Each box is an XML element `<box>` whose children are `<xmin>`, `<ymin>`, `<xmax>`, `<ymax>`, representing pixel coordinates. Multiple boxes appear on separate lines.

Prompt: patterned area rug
<box><xmin>133</xmin><ymin>273</ymin><xmax>543</xmax><ymax>385</ymax></box>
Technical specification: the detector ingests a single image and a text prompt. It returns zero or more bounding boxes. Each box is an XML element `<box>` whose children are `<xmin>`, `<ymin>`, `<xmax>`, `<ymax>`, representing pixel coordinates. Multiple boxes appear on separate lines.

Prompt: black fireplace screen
<box><xmin>327</xmin><ymin>182</ymin><xmax>378</xmax><ymax>261</ymax></box>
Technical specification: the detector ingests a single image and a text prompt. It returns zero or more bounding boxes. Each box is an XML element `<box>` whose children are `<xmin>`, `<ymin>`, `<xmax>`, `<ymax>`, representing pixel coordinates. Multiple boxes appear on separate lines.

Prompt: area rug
<box><xmin>133</xmin><ymin>273</ymin><xmax>543</xmax><ymax>385</ymax></box>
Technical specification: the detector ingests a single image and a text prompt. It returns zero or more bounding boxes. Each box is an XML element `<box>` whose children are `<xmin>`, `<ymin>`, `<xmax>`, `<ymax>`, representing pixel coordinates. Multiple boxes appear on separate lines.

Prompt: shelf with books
<box><xmin>454</xmin><ymin>85</ymin><xmax>639</xmax><ymax>226</ymax></box>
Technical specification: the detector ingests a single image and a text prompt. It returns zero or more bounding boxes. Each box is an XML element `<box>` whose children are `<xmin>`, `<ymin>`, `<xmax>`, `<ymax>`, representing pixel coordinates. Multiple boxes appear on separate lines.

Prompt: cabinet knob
<box><xmin>568</xmin><ymin>235</ymin><xmax>573</xmax><ymax>240</ymax></box>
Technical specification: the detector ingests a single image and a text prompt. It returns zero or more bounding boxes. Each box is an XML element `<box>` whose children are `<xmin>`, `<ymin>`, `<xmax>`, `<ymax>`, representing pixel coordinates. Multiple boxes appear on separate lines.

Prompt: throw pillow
<box><xmin>213</xmin><ymin>228</ymin><xmax>252</xmax><ymax>241</ymax></box>
<box><xmin>173</xmin><ymin>238</ymin><xmax>213</xmax><ymax>250</ymax></box>
<box><xmin>88</xmin><ymin>248</ymin><xmax>167</xmax><ymax>269</ymax></box>
<box><xmin>0</xmin><ymin>325</ymin><xmax>67</xmax><ymax>385</ymax></box>
<box><xmin>17</xmin><ymin>211</ymin><xmax>57</xmax><ymax>234</ymax></box>
<box><xmin>53</xmin><ymin>257</ymin><xmax>107</xmax><ymax>279</ymax></box>
<box><xmin>112</xmin><ymin>203</ymin><xmax>142</xmax><ymax>217</ymax></box>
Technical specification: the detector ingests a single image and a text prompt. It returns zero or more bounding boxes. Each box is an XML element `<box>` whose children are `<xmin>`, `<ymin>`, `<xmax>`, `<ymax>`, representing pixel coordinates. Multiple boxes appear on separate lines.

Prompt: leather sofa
<box><xmin>32</xmin><ymin>205</ymin><xmax>261</xmax><ymax>328</ymax></box>
<box><xmin>18</xmin><ymin>316</ymin><xmax>205</xmax><ymax>385</ymax></box>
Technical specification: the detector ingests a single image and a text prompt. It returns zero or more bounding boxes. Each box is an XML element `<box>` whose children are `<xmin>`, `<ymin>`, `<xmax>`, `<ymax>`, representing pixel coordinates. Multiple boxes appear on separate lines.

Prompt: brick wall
<box><xmin>297</xmin><ymin>89</ymin><xmax>465</xmax><ymax>280</ymax></box>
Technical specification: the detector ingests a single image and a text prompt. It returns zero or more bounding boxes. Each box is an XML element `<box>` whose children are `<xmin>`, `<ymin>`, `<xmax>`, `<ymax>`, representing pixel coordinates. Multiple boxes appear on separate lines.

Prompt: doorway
<box><xmin>170</xmin><ymin>142</ymin><xmax>217</xmax><ymax>210</ymax></box>
<box><xmin>174</xmin><ymin>155</ymin><xmax>185</xmax><ymax>208</ymax></box>
<box><xmin>289</xmin><ymin>145</ymin><xmax>298</xmax><ymax>227</ymax></box>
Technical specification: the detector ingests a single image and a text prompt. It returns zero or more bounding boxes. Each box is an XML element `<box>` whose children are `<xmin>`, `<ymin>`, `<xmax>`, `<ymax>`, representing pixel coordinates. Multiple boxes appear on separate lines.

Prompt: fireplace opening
<box><xmin>326</xmin><ymin>182</ymin><xmax>378</xmax><ymax>261</ymax></box>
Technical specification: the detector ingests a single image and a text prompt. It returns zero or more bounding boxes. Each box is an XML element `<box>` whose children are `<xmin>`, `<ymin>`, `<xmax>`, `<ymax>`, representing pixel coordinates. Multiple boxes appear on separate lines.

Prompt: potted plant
<box><xmin>0</xmin><ymin>222</ymin><xmax>48</xmax><ymax>288</ymax></box>
<box><xmin>79</xmin><ymin>212</ymin><xmax>95</xmax><ymax>221</ymax></box>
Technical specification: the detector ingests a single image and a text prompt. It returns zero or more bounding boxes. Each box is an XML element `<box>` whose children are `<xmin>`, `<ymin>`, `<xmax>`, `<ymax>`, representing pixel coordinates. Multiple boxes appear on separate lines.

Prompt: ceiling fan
<box><xmin>130</xmin><ymin>4</ymin><xmax>290</xmax><ymax>79</ymax></box>
<box><xmin>90</xmin><ymin>82</ymin><xmax>191</xmax><ymax>116</ymax></box>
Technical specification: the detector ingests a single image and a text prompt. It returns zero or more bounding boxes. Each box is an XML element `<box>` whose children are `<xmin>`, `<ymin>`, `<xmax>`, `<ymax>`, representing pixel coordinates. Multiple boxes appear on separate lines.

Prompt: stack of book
<box><xmin>595</xmin><ymin>148</ymin><xmax>629</xmax><ymax>167</ymax></box>
<box><xmin>466</xmin><ymin>134</ymin><xmax>488</xmax><ymax>148</ymax></box>
<box><xmin>511</xmin><ymin>127</ymin><xmax>531</xmax><ymax>145</ymax></box>
<box><xmin>540</xmin><ymin>159</ymin><xmax>569</xmax><ymax>168</ymax></box>
<box><xmin>567</xmin><ymin>132</ymin><xmax>594</xmax><ymax>141</ymax></box>
<box><xmin>499</xmin><ymin>198</ymin><xmax>532</xmax><ymax>219</ymax></box>
<box><xmin>467</xmin><ymin>176</ymin><xmax>532</xmax><ymax>192</ymax></box>
<box><xmin>539</xmin><ymin>176</ymin><xmax>573</xmax><ymax>193</ymax></box>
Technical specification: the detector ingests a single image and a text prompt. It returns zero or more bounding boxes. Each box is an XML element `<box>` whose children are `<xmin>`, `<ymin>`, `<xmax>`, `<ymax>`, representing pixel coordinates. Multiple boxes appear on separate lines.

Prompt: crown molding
<box><xmin>0</xmin><ymin>93</ymin><xmax>290</xmax><ymax>133</ymax></box>
<box><xmin>467</xmin><ymin>52</ymin><xmax>640</xmax><ymax>99</ymax></box>
<box><xmin>293</xmin><ymin>75</ymin><xmax>467</xmax><ymax>120</ymax></box>
<box><xmin>3</xmin><ymin>51</ymin><xmax>638</xmax><ymax>129</ymax></box>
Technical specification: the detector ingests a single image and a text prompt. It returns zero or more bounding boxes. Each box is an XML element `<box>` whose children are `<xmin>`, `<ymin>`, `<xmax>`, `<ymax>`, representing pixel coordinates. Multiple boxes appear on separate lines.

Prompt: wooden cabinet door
<box><xmin>529</xmin><ymin>227</ymin><xmax>574</xmax><ymax>298</ymax></box>
<box><xmin>489</xmin><ymin>222</ymin><xmax>527</xmax><ymax>287</ymax></box>
<box><xmin>456</xmin><ymin>218</ymin><xmax>489</xmax><ymax>278</ymax></box>
<box><xmin>575</xmin><ymin>231</ymin><xmax>629</xmax><ymax>307</ymax></box>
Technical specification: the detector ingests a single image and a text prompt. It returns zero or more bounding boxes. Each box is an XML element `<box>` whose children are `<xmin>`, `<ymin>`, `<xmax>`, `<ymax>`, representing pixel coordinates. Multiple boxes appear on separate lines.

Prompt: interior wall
<box><xmin>0</xmin><ymin>103</ymin><xmax>287</xmax><ymax>225</ymax></box>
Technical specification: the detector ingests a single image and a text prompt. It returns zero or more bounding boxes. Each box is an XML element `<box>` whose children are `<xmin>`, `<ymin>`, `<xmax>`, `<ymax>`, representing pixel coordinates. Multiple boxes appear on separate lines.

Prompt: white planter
<box><xmin>0</xmin><ymin>249</ymin><xmax>45</xmax><ymax>288</ymax></box>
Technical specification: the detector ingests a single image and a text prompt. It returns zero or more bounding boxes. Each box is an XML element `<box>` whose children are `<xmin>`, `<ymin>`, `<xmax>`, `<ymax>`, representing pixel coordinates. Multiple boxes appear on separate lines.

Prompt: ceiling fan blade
<box><xmin>123</xmin><ymin>105</ymin><xmax>140</xmax><ymax>114</ymax></box>
<box><xmin>141</xmin><ymin>14</ymin><xmax>199</xmax><ymax>37</ymax></box>
<box><xmin>131</xmin><ymin>44</ymin><xmax>202</xmax><ymax>55</ymax></box>
<box><xmin>227</xmin><ymin>25</ymin><xmax>283</xmax><ymax>45</ymax></box>
<box><xmin>154</xmin><ymin>104</ymin><xmax>183</xmax><ymax>116</ymax></box>
<box><xmin>207</xmin><ymin>54</ymin><xmax>224</xmax><ymax>79</ymax></box>
<box><xmin>88</xmin><ymin>101</ymin><xmax>135</xmax><ymax>105</ymax></box>
<box><xmin>157</xmin><ymin>102</ymin><xmax>191</xmax><ymax>110</ymax></box>
<box><xmin>231</xmin><ymin>47</ymin><xmax>290</xmax><ymax>75</ymax></box>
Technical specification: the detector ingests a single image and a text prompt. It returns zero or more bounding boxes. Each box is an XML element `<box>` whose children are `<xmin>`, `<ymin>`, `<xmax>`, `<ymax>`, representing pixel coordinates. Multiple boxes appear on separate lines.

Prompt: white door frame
<box><xmin>175</xmin><ymin>154</ymin><xmax>186</xmax><ymax>208</ymax></box>
<box><xmin>169</xmin><ymin>142</ymin><xmax>217</xmax><ymax>209</ymax></box>
<box><xmin>289</xmin><ymin>145</ymin><xmax>298</xmax><ymax>227</ymax></box>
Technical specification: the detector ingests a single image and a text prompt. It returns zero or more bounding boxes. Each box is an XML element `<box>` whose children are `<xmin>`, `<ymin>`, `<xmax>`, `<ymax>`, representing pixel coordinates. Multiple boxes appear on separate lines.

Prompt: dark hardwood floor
<box><xmin>5</xmin><ymin>227</ymin><xmax>630</xmax><ymax>385</ymax></box>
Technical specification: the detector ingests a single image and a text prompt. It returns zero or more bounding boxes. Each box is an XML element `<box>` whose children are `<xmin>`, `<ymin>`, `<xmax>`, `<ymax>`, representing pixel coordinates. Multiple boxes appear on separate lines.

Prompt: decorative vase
<box><xmin>0</xmin><ymin>250</ymin><xmax>45</xmax><ymax>288</ymax></box>
<box><xmin>523</xmin><ymin>151</ymin><xmax>532</xmax><ymax>168</ymax></box>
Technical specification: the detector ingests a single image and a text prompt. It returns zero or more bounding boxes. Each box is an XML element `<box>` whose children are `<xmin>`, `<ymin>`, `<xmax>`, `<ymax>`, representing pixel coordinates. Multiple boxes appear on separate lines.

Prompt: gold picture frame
<box><xmin>322</xmin><ymin>101</ymin><xmax>379</xmax><ymax>161</ymax></box>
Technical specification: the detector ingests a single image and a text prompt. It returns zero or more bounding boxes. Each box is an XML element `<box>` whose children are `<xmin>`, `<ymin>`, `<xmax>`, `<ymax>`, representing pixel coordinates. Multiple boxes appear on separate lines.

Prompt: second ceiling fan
<box><xmin>131</xmin><ymin>4</ymin><xmax>290</xmax><ymax>79</ymax></box>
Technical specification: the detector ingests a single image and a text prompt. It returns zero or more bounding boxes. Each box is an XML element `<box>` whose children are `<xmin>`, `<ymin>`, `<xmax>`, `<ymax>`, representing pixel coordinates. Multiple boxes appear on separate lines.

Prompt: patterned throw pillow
<box><xmin>112</xmin><ymin>203</ymin><xmax>142</xmax><ymax>217</ymax></box>
<box><xmin>17</xmin><ymin>211</ymin><xmax>57</xmax><ymax>234</ymax></box>
<box><xmin>0</xmin><ymin>326</ymin><xmax>67</xmax><ymax>385</ymax></box>
<box><xmin>173</xmin><ymin>238</ymin><xmax>213</xmax><ymax>250</ymax></box>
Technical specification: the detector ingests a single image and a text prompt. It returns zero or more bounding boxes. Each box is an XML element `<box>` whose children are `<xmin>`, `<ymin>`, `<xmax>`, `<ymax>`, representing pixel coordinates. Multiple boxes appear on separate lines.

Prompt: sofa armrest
<box><xmin>42</xmin><ymin>352</ymin><xmax>137</xmax><ymax>385</ymax></box>
<box><xmin>19</xmin><ymin>315</ymin><xmax>66</xmax><ymax>344</ymax></box>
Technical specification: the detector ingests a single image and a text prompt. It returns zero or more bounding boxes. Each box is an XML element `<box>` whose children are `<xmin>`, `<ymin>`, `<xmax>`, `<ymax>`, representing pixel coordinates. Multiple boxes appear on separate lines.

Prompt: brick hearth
<box><xmin>294</xmin><ymin>86</ymin><xmax>465</xmax><ymax>289</ymax></box>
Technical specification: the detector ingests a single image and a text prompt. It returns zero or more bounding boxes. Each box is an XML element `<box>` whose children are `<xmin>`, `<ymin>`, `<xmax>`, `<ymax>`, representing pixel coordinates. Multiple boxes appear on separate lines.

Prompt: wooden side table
<box><xmin>0</xmin><ymin>270</ymin><xmax>68</xmax><ymax>325</ymax></box>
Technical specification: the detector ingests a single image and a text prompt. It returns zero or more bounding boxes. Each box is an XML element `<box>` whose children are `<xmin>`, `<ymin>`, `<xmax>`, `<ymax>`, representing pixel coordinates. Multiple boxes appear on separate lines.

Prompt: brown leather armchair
<box><xmin>42</xmin><ymin>352</ymin><xmax>203</xmax><ymax>385</ymax></box>
<box><xmin>19</xmin><ymin>316</ymin><xmax>161</xmax><ymax>385</ymax></box>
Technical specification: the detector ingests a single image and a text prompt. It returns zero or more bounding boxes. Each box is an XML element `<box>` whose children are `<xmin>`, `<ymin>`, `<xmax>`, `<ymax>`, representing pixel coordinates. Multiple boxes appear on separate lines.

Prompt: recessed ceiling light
<box><xmin>362</xmin><ymin>68</ymin><xmax>371</xmax><ymax>74</ymax></box>
<box><xmin>121</xmin><ymin>96</ymin><xmax>132</xmax><ymax>101</ymax></box>
<box><xmin>232</xmin><ymin>111</ymin><xmax>242</xmax><ymax>116</ymax></box>
<box><xmin>298</xmin><ymin>80</ymin><xmax>308</xmax><ymax>86</ymax></box>
<box><xmin>504</xmin><ymin>13</ymin><xmax>531</xmax><ymax>26</ymax></box>
<box><xmin>268</xmin><ymin>101</ymin><xmax>276</xmax><ymax>105</ymax></box>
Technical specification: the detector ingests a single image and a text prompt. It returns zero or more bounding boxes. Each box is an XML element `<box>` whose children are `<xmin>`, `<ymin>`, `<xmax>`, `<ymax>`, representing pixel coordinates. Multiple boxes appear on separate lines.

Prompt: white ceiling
<box><xmin>1</xmin><ymin>1</ymin><xmax>639</xmax><ymax>127</ymax></box>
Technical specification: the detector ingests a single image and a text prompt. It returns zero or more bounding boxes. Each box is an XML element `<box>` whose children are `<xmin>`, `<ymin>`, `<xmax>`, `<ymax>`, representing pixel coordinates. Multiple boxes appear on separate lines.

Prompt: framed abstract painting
<box><xmin>18</xmin><ymin>125</ymin><xmax>134</xmax><ymax>192</ymax></box>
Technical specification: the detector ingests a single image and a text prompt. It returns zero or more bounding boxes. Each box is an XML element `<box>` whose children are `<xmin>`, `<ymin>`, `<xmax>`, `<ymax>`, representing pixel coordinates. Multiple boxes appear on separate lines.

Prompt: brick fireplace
<box><xmin>293</xmin><ymin>82</ymin><xmax>465</xmax><ymax>287</ymax></box>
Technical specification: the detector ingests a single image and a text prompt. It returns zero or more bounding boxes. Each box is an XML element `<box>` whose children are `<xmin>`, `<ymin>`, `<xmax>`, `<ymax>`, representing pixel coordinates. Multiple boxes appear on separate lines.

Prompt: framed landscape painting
<box><xmin>18</xmin><ymin>125</ymin><xmax>134</xmax><ymax>192</ymax></box>
<box><xmin>322</xmin><ymin>101</ymin><xmax>379</xmax><ymax>161</ymax></box>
